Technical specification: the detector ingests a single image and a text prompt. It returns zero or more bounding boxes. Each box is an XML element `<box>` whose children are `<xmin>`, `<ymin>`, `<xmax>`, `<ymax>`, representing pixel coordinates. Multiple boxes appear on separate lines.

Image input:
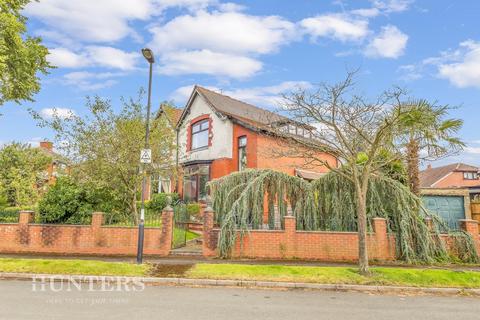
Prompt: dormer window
<box><xmin>191</xmin><ymin>119</ymin><xmax>209</xmax><ymax>150</ymax></box>
<box><xmin>463</xmin><ymin>172</ymin><xmax>479</xmax><ymax>180</ymax></box>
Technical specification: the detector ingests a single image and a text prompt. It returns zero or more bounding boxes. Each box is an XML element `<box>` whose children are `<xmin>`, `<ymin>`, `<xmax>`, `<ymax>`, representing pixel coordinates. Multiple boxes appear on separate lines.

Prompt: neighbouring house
<box><xmin>148</xmin><ymin>105</ymin><xmax>184</xmax><ymax>198</ymax></box>
<box><xmin>420</xmin><ymin>163</ymin><xmax>480</xmax><ymax>189</ymax></box>
<box><xmin>420</xmin><ymin>163</ymin><xmax>480</xmax><ymax>229</ymax></box>
<box><xmin>37</xmin><ymin>141</ymin><xmax>69</xmax><ymax>187</ymax></box>
<box><xmin>170</xmin><ymin>85</ymin><xmax>337</xmax><ymax>202</ymax></box>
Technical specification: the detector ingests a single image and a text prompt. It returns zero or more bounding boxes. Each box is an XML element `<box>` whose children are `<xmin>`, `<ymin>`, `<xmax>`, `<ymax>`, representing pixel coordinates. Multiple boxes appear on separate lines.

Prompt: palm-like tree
<box><xmin>397</xmin><ymin>100</ymin><xmax>464</xmax><ymax>195</ymax></box>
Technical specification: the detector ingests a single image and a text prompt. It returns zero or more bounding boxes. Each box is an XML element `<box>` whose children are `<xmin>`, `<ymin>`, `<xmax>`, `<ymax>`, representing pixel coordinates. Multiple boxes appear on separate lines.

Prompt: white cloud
<box><xmin>465</xmin><ymin>146</ymin><xmax>480</xmax><ymax>155</ymax></box>
<box><xmin>401</xmin><ymin>40</ymin><xmax>480</xmax><ymax>87</ymax></box>
<box><xmin>301</xmin><ymin>14</ymin><xmax>369</xmax><ymax>42</ymax></box>
<box><xmin>350</xmin><ymin>8</ymin><xmax>380</xmax><ymax>18</ymax></box>
<box><xmin>437</xmin><ymin>40</ymin><xmax>480</xmax><ymax>88</ymax></box>
<box><xmin>25</xmin><ymin>0</ymin><xmax>237</xmax><ymax>44</ymax></box>
<box><xmin>171</xmin><ymin>81</ymin><xmax>312</xmax><ymax>107</ymax></box>
<box><xmin>63</xmin><ymin>72</ymin><xmax>123</xmax><ymax>91</ymax></box>
<box><xmin>47</xmin><ymin>46</ymin><xmax>140</xmax><ymax>70</ymax></box>
<box><xmin>364</xmin><ymin>25</ymin><xmax>408</xmax><ymax>58</ymax></box>
<box><xmin>397</xmin><ymin>64</ymin><xmax>422</xmax><ymax>81</ymax></box>
<box><xmin>47</xmin><ymin>48</ymin><xmax>88</xmax><ymax>68</ymax></box>
<box><xmin>40</xmin><ymin>108</ymin><xmax>76</xmax><ymax>119</ymax></box>
<box><xmin>371</xmin><ymin>0</ymin><xmax>412</xmax><ymax>13</ymax></box>
<box><xmin>159</xmin><ymin>50</ymin><xmax>262</xmax><ymax>79</ymax></box>
<box><xmin>149</xmin><ymin>11</ymin><xmax>297</xmax><ymax>55</ymax></box>
<box><xmin>25</xmin><ymin>0</ymin><xmax>152</xmax><ymax>43</ymax></box>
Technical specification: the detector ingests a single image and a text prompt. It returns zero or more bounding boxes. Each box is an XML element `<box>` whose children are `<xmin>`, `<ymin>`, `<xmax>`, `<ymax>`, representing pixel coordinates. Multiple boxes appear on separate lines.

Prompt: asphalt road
<box><xmin>0</xmin><ymin>280</ymin><xmax>479</xmax><ymax>320</ymax></box>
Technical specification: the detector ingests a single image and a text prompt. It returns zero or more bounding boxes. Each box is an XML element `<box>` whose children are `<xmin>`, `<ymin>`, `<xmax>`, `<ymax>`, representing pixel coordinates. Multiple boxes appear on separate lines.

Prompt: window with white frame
<box><xmin>463</xmin><ymin>172</ymin><xmax>479</xmax><ymax>180</ymax></box>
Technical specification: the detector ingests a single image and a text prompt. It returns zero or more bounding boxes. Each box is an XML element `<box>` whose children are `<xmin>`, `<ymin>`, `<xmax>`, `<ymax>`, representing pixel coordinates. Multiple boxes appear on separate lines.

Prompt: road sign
<box><xmin>140</xmin><ymin>149</ymin><xmax>152</xmax><ymax>164</ymax></box>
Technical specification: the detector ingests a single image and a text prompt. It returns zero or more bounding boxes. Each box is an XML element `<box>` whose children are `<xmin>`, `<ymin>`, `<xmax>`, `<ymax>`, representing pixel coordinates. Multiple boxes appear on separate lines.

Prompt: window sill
<box><xmin>189</xmin><ymin>146</ymin><xmax>209</xmax><ymax>152</ymax></box>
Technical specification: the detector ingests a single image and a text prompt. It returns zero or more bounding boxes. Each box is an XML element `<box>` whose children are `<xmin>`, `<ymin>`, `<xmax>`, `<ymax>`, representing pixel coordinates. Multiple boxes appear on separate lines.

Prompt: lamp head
<box><xmin>141</xmin><ymin>48</ymin><xmax>154</xmax><ymax>63</ymax></box>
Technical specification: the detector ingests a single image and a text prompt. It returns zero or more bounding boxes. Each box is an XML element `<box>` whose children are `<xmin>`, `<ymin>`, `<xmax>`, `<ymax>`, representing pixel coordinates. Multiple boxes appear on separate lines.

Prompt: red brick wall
<box><xmin>255</xmin><ymin>133</ymin><xmax>337</xmax><ymax>176</ymax></box>
<box><xmin>229</xmin><ymin>216</ymin><xmax>396</xmax><ymax>261</ymax></box>
<box><xmin>0</xmin><ymin>210</ymin><xmax>173</xmax><ymax>256</ymax></box>
<box><xmin>207</xmin><ymin>123</ymin><xmax>337</xmax><ymax>180</ymax></box>
<box><xmin>202</xmin><ymin>211</ymin><xmax>480</xmax><ymax>262</ymax></box>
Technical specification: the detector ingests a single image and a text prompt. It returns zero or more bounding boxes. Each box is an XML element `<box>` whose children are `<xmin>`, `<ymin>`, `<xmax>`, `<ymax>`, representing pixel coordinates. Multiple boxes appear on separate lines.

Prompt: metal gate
<box><xmin>422</xmin><ymin>195</ymin><xmax>465</xmax><ymax>230</ymax></box>
<box><xmin>172</xmin><ymin>203</ymin><xmax>190</xmax><ymax>249</ymax></box>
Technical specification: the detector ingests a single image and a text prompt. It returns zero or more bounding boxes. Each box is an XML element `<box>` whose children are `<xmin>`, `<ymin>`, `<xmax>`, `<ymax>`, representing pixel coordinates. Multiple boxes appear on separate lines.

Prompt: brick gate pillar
<box><xmin>91</xmin><ymin>212</ymin><xmax>104</xmax><ymax>246</ymax></box>
<box><xmin>459</xmin><ymin>219</ymin><xmax>480</xmax><ymax>254</ymax></box>
<box><xmin>284</xmin><ymin>216</ymin><xmax>296</xmax><ymax>257</ymax></box>
<box><xmin>372</xmin><ymin>217</ymin><xmax>391</xmax><ymax>260</ymax></box>
<box><xmin>159</xmin><ymin>206</ymin><xmax>174</xmax><ymax>255</ymax></box>
<box><xmin>17</xmin><ymin>211</ymin><xmax>35</xmax><ymax>246</ymax></box>
<box><xmin>19</xmin><ymin>210</ymin><xmax>35</xmax><ymax>224</ymax></box>
<box><xmin>203</xmin><ymin>206</ymin><xmax>217</xmax><ymax>257</ymax></box>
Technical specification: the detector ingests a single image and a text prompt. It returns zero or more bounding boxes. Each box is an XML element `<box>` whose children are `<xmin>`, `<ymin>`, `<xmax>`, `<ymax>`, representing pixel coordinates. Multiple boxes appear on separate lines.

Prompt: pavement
<box><xmin>0</xmin><ymin>279</ymin><xmax>479</xmax><ymax>320</ymax></box>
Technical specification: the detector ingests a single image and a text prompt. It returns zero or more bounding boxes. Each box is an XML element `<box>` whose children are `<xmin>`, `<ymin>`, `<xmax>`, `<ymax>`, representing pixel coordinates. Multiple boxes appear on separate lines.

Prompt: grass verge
<box><xmin>186</xmin><ymin>263</ymin><xmax>480</xmax><ymax>288</ymax></box>
<box><xmin>0</xmin><ymin>258</ymin><xmax>148</xmax><ymax>276</ymax></box>
<box><xmin>1</xmin><ymin>258</ymin><xmax>480</xmax><ymax>289</ymax></box>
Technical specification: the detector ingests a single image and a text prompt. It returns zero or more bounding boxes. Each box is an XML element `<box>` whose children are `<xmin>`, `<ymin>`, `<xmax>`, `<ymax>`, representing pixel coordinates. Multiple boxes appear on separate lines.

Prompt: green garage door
<box><xmin>422</xmin><ymin>196</ymin><xmax>465</xmax><ymax>230</ymax></box>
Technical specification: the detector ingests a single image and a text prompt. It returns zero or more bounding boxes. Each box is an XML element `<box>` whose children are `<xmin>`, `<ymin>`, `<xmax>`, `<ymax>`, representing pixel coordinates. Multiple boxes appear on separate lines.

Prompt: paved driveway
<box><xmin>0</xmin><ymin>280</ymin><xmax>479</xmax><ymax>320</ymax></box>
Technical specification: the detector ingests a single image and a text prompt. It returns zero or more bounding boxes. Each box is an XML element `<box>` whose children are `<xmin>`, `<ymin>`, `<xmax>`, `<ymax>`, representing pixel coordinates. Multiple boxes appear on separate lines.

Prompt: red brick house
<box><xmin>420</xmin><ymin>163</ymin><xmax>480</xmax><ymax>189</ymax></box>
<box><xmin>37</xmin><ymin>141</ymin><xmax>69</xmax><ymax>186</ymax></box>
<box><xmin>173</xmin><ymin>86</ymin><xmax>337</xmax><ymax>202</ymax></box>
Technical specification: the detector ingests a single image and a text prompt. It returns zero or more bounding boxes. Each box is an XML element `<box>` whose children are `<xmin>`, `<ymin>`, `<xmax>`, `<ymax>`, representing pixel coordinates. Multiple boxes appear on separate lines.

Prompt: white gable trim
<box><xmin>177</xmin><ymin>86</ymin><xmax>224</xmax><ymax>129</ymax></box>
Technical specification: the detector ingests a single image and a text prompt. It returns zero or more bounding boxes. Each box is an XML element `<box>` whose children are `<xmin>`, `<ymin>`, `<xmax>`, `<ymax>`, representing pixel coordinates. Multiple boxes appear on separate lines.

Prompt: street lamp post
<box><xmin>137</xmin><ymin>48</ymin><xmax>155</xmax><ymax>264</ymax></box>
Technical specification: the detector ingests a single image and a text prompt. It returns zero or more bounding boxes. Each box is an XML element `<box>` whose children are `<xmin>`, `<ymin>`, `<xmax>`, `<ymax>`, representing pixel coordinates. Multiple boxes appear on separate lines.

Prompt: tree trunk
<box><xmin>407</xmin><ymin>138</ymin><xmax>420</xmax><ymax>196</ymax></box>
<box><xmin>355</xmin><ymin>185</ymin><xmax>370</xmax><ymax>275</ymax></box>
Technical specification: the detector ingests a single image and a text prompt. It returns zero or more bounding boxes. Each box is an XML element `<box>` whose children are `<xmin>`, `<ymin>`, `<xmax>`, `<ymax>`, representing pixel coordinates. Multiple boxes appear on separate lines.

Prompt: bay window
<box><xmin>183</xmin><ymin>163</ymin><xmax>210</xmax><ymax>202</ymax></box>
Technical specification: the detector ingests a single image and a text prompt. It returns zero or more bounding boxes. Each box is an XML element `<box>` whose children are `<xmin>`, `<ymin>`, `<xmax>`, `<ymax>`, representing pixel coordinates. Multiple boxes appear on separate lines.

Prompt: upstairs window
<box><xmin>191</xmin><ymin>119</ymin><xmax>209</xmax><ymax>150</ymax></box>
<box><xmin>238</xmin><ymin>136</ymin><xmax>247</xmax><ymax>171</ymax></box>
<box><xmin>463</xmin><ymin>172</ymin><xmax>479</xmax><ymax>180</ymax></box>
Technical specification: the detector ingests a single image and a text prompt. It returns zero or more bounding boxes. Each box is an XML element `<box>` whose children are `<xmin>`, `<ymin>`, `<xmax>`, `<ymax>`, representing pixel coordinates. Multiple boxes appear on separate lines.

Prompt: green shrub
<box><xmin>186</xmin><ymin>203</ymin><xmax>201</xmax><ymax>216</ymax></box>
<box><xmin>148</xmin><ymin>193</ymin><xmax>180</xmax><ymax>212</ymax></box>
<box><xmin>0</xmin><ymin>194</ymin><xmax>8</xmax><ymax>209</ymax></box>
<box><xmin>38</xmin><ymin>177</ymin><xmax>97</xmax><ymax>224</ymax></box>
<box><xmin>0</xmin><ymin>207</ymin><xmax>21</xmax><ymax>223</ymax></box>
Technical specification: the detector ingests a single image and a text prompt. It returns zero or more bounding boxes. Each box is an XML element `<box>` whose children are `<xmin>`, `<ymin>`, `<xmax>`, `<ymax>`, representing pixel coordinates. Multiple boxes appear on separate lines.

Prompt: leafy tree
<box><xmin>38</xmin><ymin>177</ymin><xmax>93</xmax><ymax>224</ymax></box>
<box><xmin>0</xmin><ymin>142</ymin><xmax>51</xmax><ymax>206</ymax></box>
<box><xmin>396</xmin><ymin>100</ymin><xmax>464</xmax><ymax>195</ymax></box>
<box><xmin>274</xmin><ymin>72</ymin><xmax>423</xmax><ymax>274</ymax></box>
<box><xmin>34</xmin><ymin>92</ymin><xmax>177</xmax><ymax>223</ymax></box>
<box><xmin>0</xmin><ymin>0</ymin><xmax>51</xmax><ymax>107</ymax></box>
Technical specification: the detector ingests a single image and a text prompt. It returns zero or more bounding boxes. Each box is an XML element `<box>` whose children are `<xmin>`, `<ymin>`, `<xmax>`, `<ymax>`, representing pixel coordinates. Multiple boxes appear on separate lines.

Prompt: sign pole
<box><xmin>137</xmin><ymin>56</ymin><xmax>153</xmax><ymax>264</ymax></box>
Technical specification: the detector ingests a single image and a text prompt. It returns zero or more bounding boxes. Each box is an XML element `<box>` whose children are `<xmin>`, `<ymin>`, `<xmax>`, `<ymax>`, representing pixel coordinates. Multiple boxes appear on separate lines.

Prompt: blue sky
<box><xmin>1</xmin><ymin>0</ymin><xmax>479</xmax><ymax>166</ymax></box>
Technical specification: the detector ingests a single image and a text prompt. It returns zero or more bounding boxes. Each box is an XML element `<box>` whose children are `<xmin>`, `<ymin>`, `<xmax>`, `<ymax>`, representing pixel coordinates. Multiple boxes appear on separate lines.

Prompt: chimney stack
<box><xmin>40</xmin><ymin>141</ymin><xmax>53</xmax><ymax>152</ymax></box>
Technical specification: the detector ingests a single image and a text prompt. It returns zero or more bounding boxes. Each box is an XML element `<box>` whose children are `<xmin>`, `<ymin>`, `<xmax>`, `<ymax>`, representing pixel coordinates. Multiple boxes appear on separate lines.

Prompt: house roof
<box><xmin>178</xmin><ymin>85</ymin><xmax>312</xmax><ymax>131</ymax></box>
<box><xmin>157</xmin><ymin>104</ymin><xmax>183</xmax><ymax>127</ymax></box>
<box><xmin>195</xmin><ymin>86</ymin><xmax>286</xmax><ymax>126</ymax></box>
<box><xmin>420</xmin><ymin>163</ymin><xmax>479</xmax><ymax>188</ymax></box>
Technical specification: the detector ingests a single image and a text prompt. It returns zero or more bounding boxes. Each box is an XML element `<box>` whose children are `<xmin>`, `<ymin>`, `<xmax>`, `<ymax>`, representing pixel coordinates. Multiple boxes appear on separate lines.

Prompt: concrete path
<box><xmin>1</xmin><ymin>280</ymin><xmax>479</xmax><ymax>320</ymax></box>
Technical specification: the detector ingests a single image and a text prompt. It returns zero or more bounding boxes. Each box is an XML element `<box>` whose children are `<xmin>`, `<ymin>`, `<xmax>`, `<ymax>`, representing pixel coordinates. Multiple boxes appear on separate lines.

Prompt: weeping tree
<box><xmin>395</xmin><ymin>100</ymin><xmax>464</xmax><ymax>195</ymax></box>
<box><xmin>208</xmin><ymin>169</ymin><xmax>478</xmax><ymax>265</ymax></box>
<box><xmin>266</xmin><ymin>72</ymin><xmax>422</xmax><ymax>274</ymax></box>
